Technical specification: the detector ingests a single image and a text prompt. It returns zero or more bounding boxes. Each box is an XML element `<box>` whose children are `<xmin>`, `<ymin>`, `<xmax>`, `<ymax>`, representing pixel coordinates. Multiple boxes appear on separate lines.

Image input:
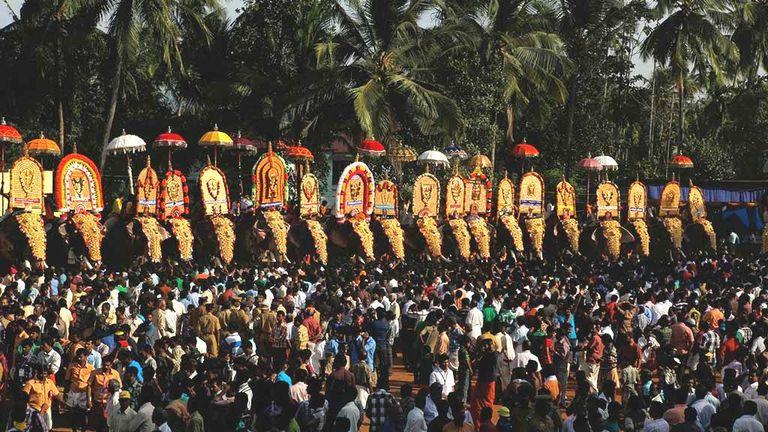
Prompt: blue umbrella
<box><xmin>444</xmin><ymin>145</ymin><xmax>468</xmax><ymax>161</ymax></box>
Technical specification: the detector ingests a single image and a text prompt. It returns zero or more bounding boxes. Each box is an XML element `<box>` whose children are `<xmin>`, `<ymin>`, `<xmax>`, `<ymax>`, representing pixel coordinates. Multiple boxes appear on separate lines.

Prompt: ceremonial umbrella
<box><xmin>444</xmin><ymin>145</ymin><xmax>468</xmax><ymax>162</ymax></box>
<box><xmin>26</xmin><ymin>133</ymin><xmax>61</xmax><ymax>156</ymax></box>
<box><xmin>511</xmin><ymin>139</ymin><xmax>539</xmax><ymax>173</ymax></box>
<box><xmin>511</xmin><ymin>139</ymin><xmax>540</xmax><ymax>159</ymax></box>
<box><xmin>669</xmin><ymin>154</ymin><xmax>694</xmax><ymax>169</ymax></box>
<box><xmin>594</xmin><ymin>154</ymin><xmax>618</xmax><ymax>181</ymax></box>
<box><xmin>417</xmin><ymin>150</ymin><xmax>450</xmax><ymax>172</ymax></box>
<box><xmin>105</xmin><ymin>130</ymin><xmax>147</xmax><ymax>193</ymax></box>
<box><xmin>0</xmin><ymin>117</ymin><xmax>22</xmax><ymax>169</ymax></box>
<box><xmin>387</xmin><ymin>143</ymin><xmax>417</xmax><ymax>177</ymax></box>
<box><xmin>198</xmin><ymin>124</ymin><xmax>233</xmax><ymax>166</ymax></box>
<box><xmin>467</xmin><ymin>154</ymin><xmax>492</xmax><ymax>170</ymax></box>
<box><xmin>153</xmin><ymin>127</ymin><xmax>187</xmax><ymax>170</ymax></box>
<box><xmin>577</xmin><ymin>153</ymin><xmax>603</xmax><ymax>217</ymax></box>
<box><xmin>284</xmin><ymin>143</ymin><xmax>314</xmax><ymax>162</ymax></box>
<box><xmin>357</xmin><ymin>139</ymin><xmax>386</xmax><ymax>158</ymax></box>
<box><xmin>232</xmin><ymin>131</ymin><xmax>259</xmax><ymax>196</ymax></box>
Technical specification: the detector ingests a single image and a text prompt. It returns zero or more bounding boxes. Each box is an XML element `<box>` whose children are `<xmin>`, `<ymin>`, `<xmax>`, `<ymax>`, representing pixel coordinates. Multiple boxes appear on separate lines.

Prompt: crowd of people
<box><xmin>1</xmin><ymin>249</ymin><xmax>768</xmax><ymax>432</ymax></box>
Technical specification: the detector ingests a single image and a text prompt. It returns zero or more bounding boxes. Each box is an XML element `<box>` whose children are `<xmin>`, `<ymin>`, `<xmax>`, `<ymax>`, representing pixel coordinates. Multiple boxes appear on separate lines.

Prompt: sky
<box><xmin>1</xmin><ymin>0</ymin><xmax>652</xmax><ymax>77</ymax></box>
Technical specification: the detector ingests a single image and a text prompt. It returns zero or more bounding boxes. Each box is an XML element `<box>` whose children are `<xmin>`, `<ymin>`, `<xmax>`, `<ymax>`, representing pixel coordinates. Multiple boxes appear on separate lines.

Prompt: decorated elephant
<box><xmin>45</xmin><ymin>214</ymin><xmax>104</xmax><ymax>269</ymax></box>
<box><xmin>324</xmin><ymin>217</ymin><xmax>379</xmax><ymax>262</ymax></box>
<box><xmin>0</xmin><ymin>211</ymin><xmax>47</xmax><ymax>270</ymax></box>
<box><xmin>102</xmin><ymin>211</ymin><xmax>170</xmax><ymax>267</ymax></box>
<box><xmin>234</xmin><ymin>209</ymin><xmax>291</xmax><ymax>263</ymax></box>
<box><xmin>440</xmin><ymin>218</ymin><xmax>496</xmax><ymax>260</ymax></box>
<box><xmin>196</xmin><ymin>164</ymin><xmax>235</xmax><ymax>266</ymax></box>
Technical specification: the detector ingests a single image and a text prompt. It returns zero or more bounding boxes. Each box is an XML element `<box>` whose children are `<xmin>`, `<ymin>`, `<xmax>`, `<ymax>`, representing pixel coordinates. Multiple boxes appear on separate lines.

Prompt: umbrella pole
<box><xmin>167</xmin><ymin>148</ymin><xmax>172</xmax><ymax>171</ymax></box>
<box><xmin>238</xmin><ymin>154</ymin><xmax>243</xmax><ymax>198</ymax></box>
<box><xmin>586</xmin><ymin>174</ymin><xmax>590</xmax><ymax>218</ymax></box>
<box><xmin>214</xmin><ymin>146</ymin><xmax>218</xmax><ymax>166</ymax></box>
<box><xmin>126</xmin><ymin>154</ymin><xmax>134</xmax><ymax>194</ymax></box>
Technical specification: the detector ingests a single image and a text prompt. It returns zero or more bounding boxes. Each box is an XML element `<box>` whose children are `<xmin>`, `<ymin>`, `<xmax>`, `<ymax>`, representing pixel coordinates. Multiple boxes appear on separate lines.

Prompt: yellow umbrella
<box><xmin>198</xmin><ymin>124</ymin><xmax>233</xmax><ymax>165</ymax></box>
<box><xmin>467</xmin><ymin>154</ymin><xmax>491</xmax><ymax>169</ymax></box>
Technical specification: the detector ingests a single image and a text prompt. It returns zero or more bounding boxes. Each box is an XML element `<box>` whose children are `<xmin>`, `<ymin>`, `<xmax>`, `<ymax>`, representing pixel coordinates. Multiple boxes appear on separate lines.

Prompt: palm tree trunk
<box><xmin>677</xmin><ymin>69</ymin><xmax>685</xmax><ymax>146</ymax></box>
<box><xmin>648</xmin><ymin>60</ymin><xmax>656</xmax><ymax>159</ymax></box>
<box><xmin>56</xmin><ymin>35</ymin><xmax>65</xmax><ymax>147</ymax></box>
<box><xmin>505</xmin><ymin>105</ymin><xmax>515</xmax><ymax>144</ymax></box>
<box><xmin>101</xmin><ymin>54</ymin><xmax>123</xmax><ymax>165</ymax></box>
<box><xmin>565</xmin><ymin>77</ymin><xmax>577</xmax><ymax>162</ymax></box>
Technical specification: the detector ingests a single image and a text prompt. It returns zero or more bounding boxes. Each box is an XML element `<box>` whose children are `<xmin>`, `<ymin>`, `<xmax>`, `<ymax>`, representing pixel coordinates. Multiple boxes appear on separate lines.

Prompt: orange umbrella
<box><xmin>26</xmin><ymin>132</ymin><xmax>61</xmax><ymax>156</ymax></box>
<box><xmin>669</xmin><ymin>154</ymin><xmax>693</xmax><ymax>169</ymax></box>
<box><xmin>284</xmin><ymin>144</ymin><xmax>314</xmax><ymax>162</ymax></box>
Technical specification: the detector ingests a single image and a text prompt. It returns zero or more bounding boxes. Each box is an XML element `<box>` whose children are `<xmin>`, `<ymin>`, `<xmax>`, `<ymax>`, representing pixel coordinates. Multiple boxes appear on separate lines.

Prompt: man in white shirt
<box><xmin>690</xmin><ymin>387</ymin><xmax>717</xmax><ymax>431</ymax></box>
<box><xmin>511</xmin><ymin>340</ymin><xmax>541</xmax><ymax>372</ymax></box>
<box><xmin>465</xmin><ymin>301</ymin><xmax>483</xmax><ymax>340</ymax></box>
<box><xmin>428</xmin><ymin>355</ymin><xmax>455</xmax><ymax>397</ymax></box>
<box><xmin>37</xmin><ymin>337</ymin><xmax>62</xmax><ymax>374</ymax></box>
<box><xmin>404</xmin><ymin>395</ymin><xmax>428</xmax><ymax>432</ymax></box>
<box><xmin>108</xmin><ymin>391</ymin><xmax>138</xmax><ymax>432</ymax></box>
<box><xmin>734</xmin><ymin>401</ymin><xmax>765</xmax><ymax>432</ymax></box>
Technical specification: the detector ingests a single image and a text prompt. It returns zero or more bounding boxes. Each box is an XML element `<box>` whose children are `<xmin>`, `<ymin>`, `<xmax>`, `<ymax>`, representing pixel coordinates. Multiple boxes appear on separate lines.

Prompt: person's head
<box><xmin>429</xmin><ymin>382</ymin><xmax>443</xmax><ymax>401</ymax></box>
<box><xmin>744</xmin><ymin>400</ymin><xmax>758</xmax><ymax>416</ymax></box>
<box><xmin>125</xmin><ymin>366</ymin><xmax>139</xmax><ymax>384</ymax></box>
<box><xmin>40</xmin><ymin>336</ymin><xmax>53</xmax><ymax>353</ymax></box>
<box><xmin>119</xmin><ymin>391</ymin><xmax>131</xmax><ymax>411</ymax></box>
<box><xmin>684</xmin><ymin>406</ymin><xmax>697</xmax><ymax>423</ymax></box>
<box><xmin>649</xmin><ymin>401</ymin><xmax>665</xmax><ymax>420</ymax></box>
<box><xmin>333</xmin><ymin>417</ymin><xmax>351</xmax><ymax>432</ymax></box>
<box><xmin>401</xmin><ymin>383</ymin><xmax>413</xmax><ymax>399</ymax></box>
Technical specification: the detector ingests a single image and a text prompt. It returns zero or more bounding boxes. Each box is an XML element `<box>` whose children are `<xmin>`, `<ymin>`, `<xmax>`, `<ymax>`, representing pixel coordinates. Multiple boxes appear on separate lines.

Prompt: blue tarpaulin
<box><xmin>647</xmin><ymin>184</ymin><xmax>768</xmax><ymax>204</ymax></box>
<box><xmin>720</xmin><ymin>206</ymin><xmax>765</xmax><ymax>232</ymax></box>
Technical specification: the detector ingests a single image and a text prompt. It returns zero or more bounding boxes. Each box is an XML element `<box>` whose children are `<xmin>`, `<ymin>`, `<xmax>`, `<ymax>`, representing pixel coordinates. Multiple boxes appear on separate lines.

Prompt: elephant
<box><xmin>586</xmin><ymin>222</ymin><xmax>636</xmax><ymax>259</ymax></box>
<box><xmin>324</xmin><ymin>218</ymin><xmax>385</xmax><ymax>262</ymax></box>
<box><xmin>45</xmin><ymin>215</ymin><xmax>104</xmax><ymax>269</ymax></box>
<box><xmin>287</xmin><ymin>219</ymin><xmax>326</xmax><ymax>264</ymax></box>
<box><xmin>234</xmin><ymin>210</ymin><xmax>290</xmax><ymax>263</ymax></box>
<box><xmin>193</xmin><ymin>217</ymin><xmax>234</xmax><ymax>267</ymax></box>
<box><xmin>0</xmin><ymin>211</ymin><xmax>47</xmax><ymax>271</ymax></box>
<box><xmin>102</xmin><ymin>215</ymin><xmax>171</xmax><ymax>268</ymax></box>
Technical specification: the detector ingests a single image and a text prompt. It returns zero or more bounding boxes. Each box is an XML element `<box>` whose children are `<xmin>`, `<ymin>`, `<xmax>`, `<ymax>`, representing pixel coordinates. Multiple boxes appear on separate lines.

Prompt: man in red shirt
<box><xmin>580</xmin><ymin>324</ymin><xmax>604</xmax><ymax>393</ymax></box>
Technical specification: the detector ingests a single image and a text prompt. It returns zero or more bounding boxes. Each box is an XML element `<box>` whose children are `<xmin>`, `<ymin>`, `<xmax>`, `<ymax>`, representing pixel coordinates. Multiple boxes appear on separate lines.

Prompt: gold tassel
<box><xmin>631</xmin><ymin>219</ymin><xmax>650</xmax><ymax>256</ymax></box>
<box><xmin>379</xmin><ymin>219</ymin><xmax>405</xmax><ymax>260</ymax></box>
<box><xmin>350</xmin><ymin>219</ymin><xmax>375</xmax><ymax>260</ymax></box>
<box><xmin>600</xmin><ymin>219</ymin><xmax>622</xmax><ymax>260</ymax></box>
<box><xmin>210</xmin><ymin>215</ymin><xmax>235</xmax><ymax>264</ymax></box>
<box><xmin>264</xmin><ymin>210</ymin><xmax>289</xmax><ymax>256</ymax></box>
<box><xmin>500</xmin><ymin>215</ymin><xmax>524</xmax><ymax>252</ymax></box>
<box><xmin>524</xmin><ymin>217</ymin><xmax>545</xmax><ymax>255</ymax></box>
<box><xmin>417</xmin><ymin>216</ymin><xmax>442</xmax><ymax>257</ymax></box>
<box><xmin>662</xmin><ymin>217</ymin><xmax>683</xmax><ymax>249</ymax></box>
<box><xmin>16</xmin><ymin>213</ymin><xmax>46</xmax><ymax>261</ymax></box>
<box><xmin>135</xmin><ymin>216</ymin><xmax>163</xmax><ymax>263</ymax></box>
<box><xmin>560</xmin><ymin>218</ymin><xmax>580</xmax><ymax>252</ymax></box>
<box><xmin>71</xmin><ymin>212</ymin><xmax>103</xmax><ymax>262</ymax></box>
<box><xmin>448</xmin><ymin>218</ymin><xmax>471</xmax><ymax>259</ymax></box>
<box><xmin>467</xmin><ymin>218</ymin><xmax>491</xmax><ymax>259</ymax></box>
<box><xmin>305</xmin><ymin>220</ymin><xmax>328</xmax><ymax>264</ymax></box>
<box><xmin>168</xmin><ymin>218</ymin><xmax>193</xmax><ymax>261</ymax></box>
<box><xmin>696</xmin><ymin>218</ymin><xmax>716</xmax><ymax>250</ymax></box>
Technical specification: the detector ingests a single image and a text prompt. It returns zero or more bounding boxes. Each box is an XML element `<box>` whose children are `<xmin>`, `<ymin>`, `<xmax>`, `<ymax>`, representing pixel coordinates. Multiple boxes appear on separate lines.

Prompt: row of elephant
<box><xmin>0</xmin><ymin>207</ymin><xmax>718</xmax><ymax>270</ymax></box>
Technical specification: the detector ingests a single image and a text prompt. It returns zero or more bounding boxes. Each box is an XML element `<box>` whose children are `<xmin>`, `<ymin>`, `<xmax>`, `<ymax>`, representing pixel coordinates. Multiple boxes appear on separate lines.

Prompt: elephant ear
<box><xmin>157</xmin><ymin>223</ymin><xmax>171</xmax><ymax>241</ymax></box>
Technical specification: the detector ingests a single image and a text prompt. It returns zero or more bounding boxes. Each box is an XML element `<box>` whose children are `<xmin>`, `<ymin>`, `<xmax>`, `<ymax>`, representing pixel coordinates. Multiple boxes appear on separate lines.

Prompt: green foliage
<box><xmin>3</xmin><ymin>0</ymin><xmax>768</xmax><ymax>190</ymax></box>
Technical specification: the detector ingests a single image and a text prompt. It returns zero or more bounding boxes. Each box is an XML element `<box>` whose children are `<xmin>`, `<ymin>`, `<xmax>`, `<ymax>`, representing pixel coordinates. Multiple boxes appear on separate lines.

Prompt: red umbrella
<box><xmin>357</xmin><ymin>139</ymin><xmax>386</xmax><ymax>157</ymax></box>
<box><xmin>154</xmin><ymin>127</ymin><xmax>187</xmax><ymax>169</ymax></box>
<box><xmin>232</xmin><ymin>131</ymin><xmax>258</xmax><ymax>197</ymax></box>
<box><xmin>577</xmin><ymin>154</ymin><xmax>603</xmax><ymax>171</ymax></box>
<box><xmin>511</xmin><ymin>139</ymin><xmax>540</xmax><ymax>158</ymax></box>
<box><xmin>0</xmin><ymin>117</ymin><xmax>23</xmax><ymax>169</ymax></box>
<box><xmin>576</xmin><ymin>154</ymin><xmax>603</xmax><ymax>217</ymax></box>
<box><xmin>0</xmin><ymin>117</ymin><xmax>22</xmax><ymax>145</ymax></box>
<box><xmin>153</xmin><ymin>127</ymin><xmax>187</xmax><ymax>149</ymax></box>
<box><xmin>232</xmin><ymin>131</ymin><xmax>258</xmax><ymax>153</ymax></box>
<box><xmin>669</xmin><ymin>154</ymin><xmax>693</xmax><ymax>169</ymax></box>
<box><xmin>284</xmin><ymin>144</ymin><xmax>314</xmax><ymax>162</ymax></box>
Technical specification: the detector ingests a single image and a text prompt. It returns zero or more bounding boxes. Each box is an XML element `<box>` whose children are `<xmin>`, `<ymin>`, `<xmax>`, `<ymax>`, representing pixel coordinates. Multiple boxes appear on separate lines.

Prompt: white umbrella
<box><xmin>417</xmin><ymin>150</ymin><xmax>450</xmax><ymax>168</ymax></box>
<box><xmin>594</xmin><ymin>154</ymin><xmax>618</xmax><ymax>170</ymax></box>
<box><xmin>104</xmin><ymin>130</ymin><xmax>147</xmax><ymax>192</ymax></box>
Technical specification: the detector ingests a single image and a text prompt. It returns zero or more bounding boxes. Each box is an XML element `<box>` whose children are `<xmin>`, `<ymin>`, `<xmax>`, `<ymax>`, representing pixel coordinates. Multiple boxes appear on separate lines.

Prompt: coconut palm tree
<box><xmin>59</xmin><ymin>0</ymin><xmax>219</xmax><ymax>157</ymax></box>
<box><xmin>454</xmin><ymin>0</ymin><xmax>568</xmax><ymax>138</ymax></box>
<box><xmin>640</xmin><ymin>0</ymin><xmax>738</xmax><ymax>148</ymax></box>
<box><xmin>730</xmin><ymin>0</ymin><xmax>768</xmax><ymax>84</ymax></box>
<box><xmin>312</xmin><ymin>0</ymin><xmax>464</xmax><ymax>143</ymax></box>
